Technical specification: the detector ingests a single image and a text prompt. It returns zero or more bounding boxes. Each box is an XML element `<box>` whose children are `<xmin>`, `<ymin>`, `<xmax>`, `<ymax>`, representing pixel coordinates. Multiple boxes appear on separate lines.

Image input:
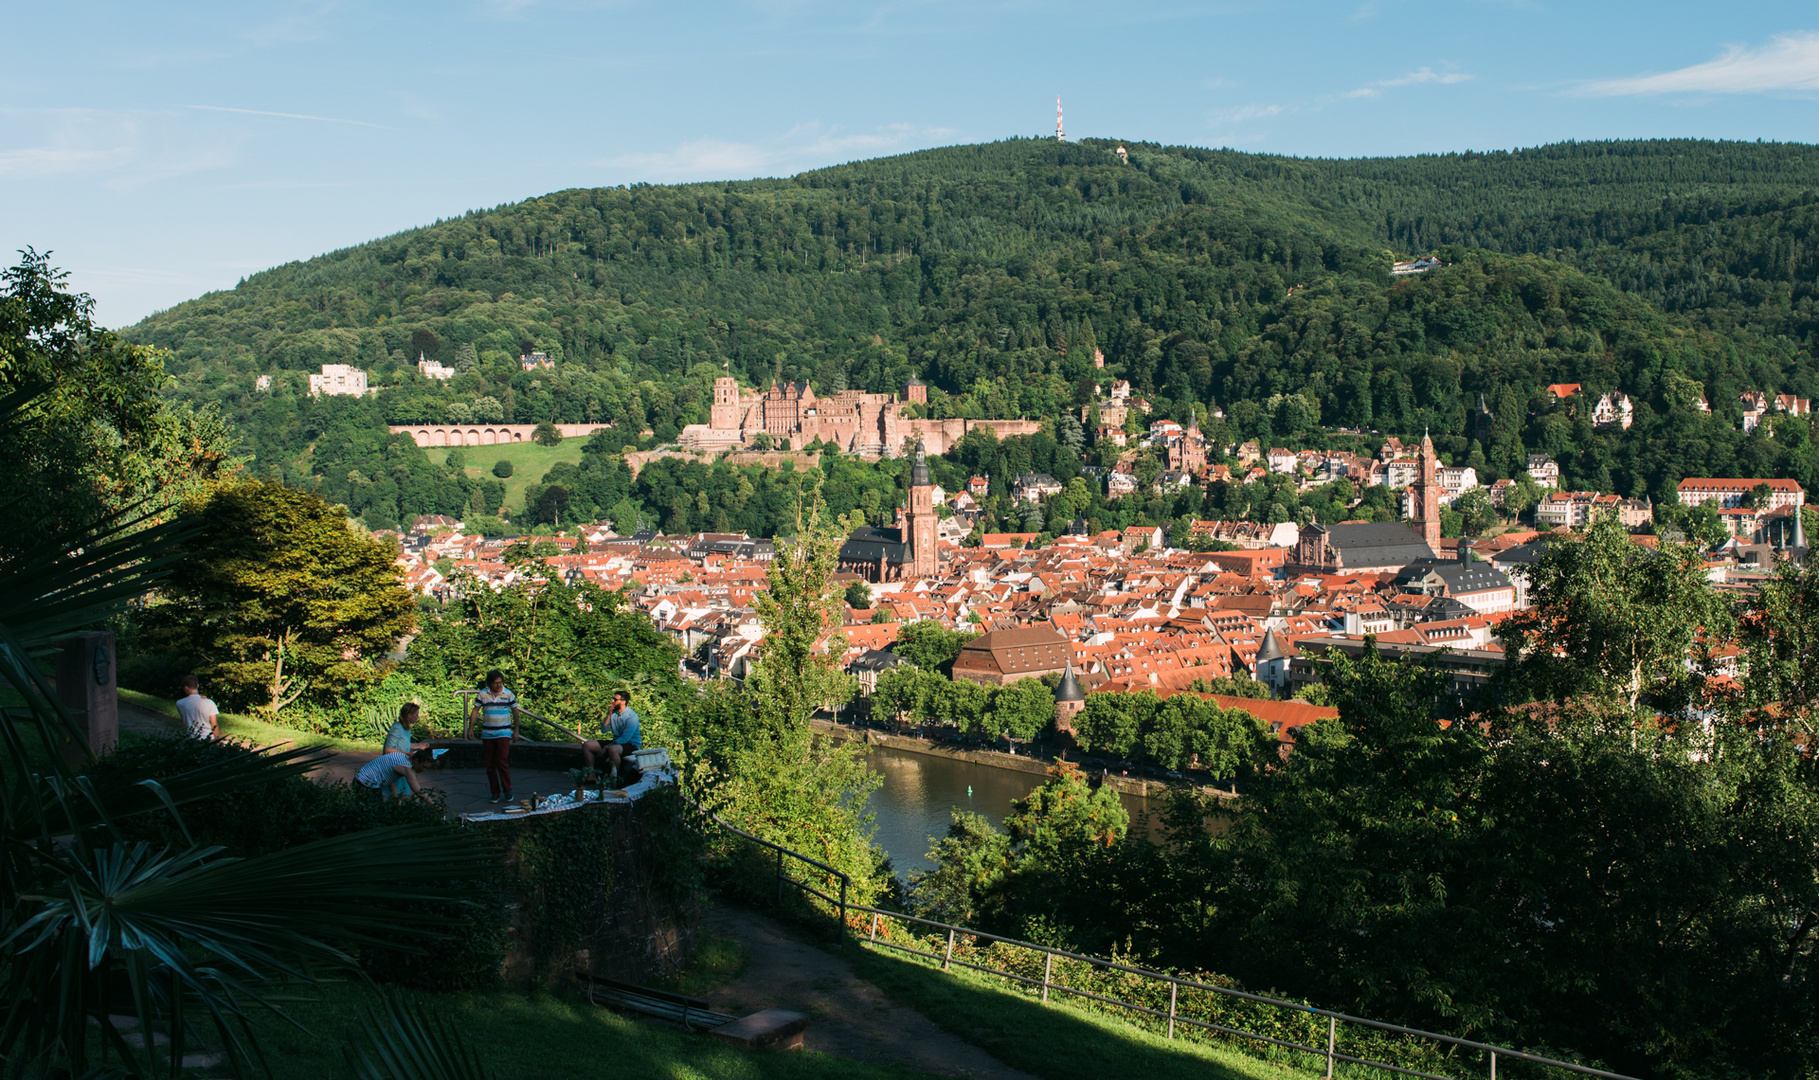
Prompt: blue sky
<box><xmin>8</xmin><ymin>0</ymin><xmax>1819</xmax><ymax>326</ymax></box>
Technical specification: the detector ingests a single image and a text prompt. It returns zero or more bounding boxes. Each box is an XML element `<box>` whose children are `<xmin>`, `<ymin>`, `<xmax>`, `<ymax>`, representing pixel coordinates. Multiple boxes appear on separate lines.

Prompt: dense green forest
<box><xmin>125</xmin><ymin>137</ymin><xmax>1819</xmax><ymax>530</ymax></box>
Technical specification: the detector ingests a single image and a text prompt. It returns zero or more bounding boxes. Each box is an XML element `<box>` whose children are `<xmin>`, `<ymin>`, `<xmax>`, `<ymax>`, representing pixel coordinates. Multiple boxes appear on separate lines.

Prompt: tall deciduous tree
<box><xmin>688</xmin><ymin>492</ymin><xmax>887</xmax><ymax>898</ymax></box>
<box><xmin>1739</xmin><ymin>558</ymin><xmax>1819</xmax><ymax>737</ymax></box>
<box><xmin>1497</xmin><ymin>513</ymin><xmax>1732</xmax><ymax>714</ymax></box>
<box><xmin>0</xmin><ymin>250</ymin><xmax>231</xmax><ymax>548</ymax></box>
<box><xmin>147</xmin><ymin>480</ymin><xmax>417</xmax><ymax>716</ymax></box>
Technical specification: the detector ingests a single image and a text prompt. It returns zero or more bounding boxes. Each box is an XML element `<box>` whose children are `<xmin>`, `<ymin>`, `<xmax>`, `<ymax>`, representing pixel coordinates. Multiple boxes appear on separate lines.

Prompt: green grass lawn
<box><xmin>118</xmin><ymin>689</ymin><xmax>381</xmax><ymax>752</ymax></box>
<box><xmin>238</xmin><ymin>981</ymin><xmax>936</xmax><ymax>1080</ymax></box>
<box><xmin>844</xmin><ymin>940</ymin><xmax>1316</xmax><ymax>1080</ymax></box>
<box><xmin>427</xmin><ymin>439</ymin><xmax>587</xmax><ymax>515</ymax></box>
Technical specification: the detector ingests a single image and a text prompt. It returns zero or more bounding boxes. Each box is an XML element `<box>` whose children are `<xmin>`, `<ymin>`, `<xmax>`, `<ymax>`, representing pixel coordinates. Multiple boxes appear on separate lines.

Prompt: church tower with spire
<box><xmin>1415</xmin><ymin>430</ymin><xmax>1442</xmax><ymax>551</ymax></box>
<box><xmin>908</xmin><ymin>439</ymin><xmax>939</xmax><ymax>578</ymax></box>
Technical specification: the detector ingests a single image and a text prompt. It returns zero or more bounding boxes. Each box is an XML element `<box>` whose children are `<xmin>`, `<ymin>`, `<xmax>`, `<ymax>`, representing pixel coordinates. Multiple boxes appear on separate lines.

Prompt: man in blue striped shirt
<box><xmin>466</xmin><ymin>669</ymin><xmax>520</xmax><ymax>803</ymax></box>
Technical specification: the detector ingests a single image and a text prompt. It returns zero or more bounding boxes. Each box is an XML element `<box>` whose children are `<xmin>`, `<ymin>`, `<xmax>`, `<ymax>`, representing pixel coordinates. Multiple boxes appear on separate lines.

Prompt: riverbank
<box><xmin>812</xmin><ymin>719</ymin><xmax>1234</xmax><ymax>803</ymax></box>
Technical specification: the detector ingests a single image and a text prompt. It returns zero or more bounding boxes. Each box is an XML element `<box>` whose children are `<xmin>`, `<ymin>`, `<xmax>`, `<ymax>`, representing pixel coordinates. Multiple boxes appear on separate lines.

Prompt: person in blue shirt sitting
<box><xmin>582</xmin><ymin>690</ymin><xmax>640</xmax><ymax>776</ymax></box>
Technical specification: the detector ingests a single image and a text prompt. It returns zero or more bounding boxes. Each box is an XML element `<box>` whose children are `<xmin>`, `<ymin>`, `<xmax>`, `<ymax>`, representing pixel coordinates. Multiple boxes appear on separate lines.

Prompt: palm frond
<box><xmin>4</xmin><ymin>824</ymin><xmax>500</xmax><ymax>1076</ymax></box>
<box><xmin>347</xmin><ymin>991</ymin><xmax>496</xmax><ymax>1080</ymax></box>
<box><xmin>0</xmin><ymin>507</ymin><xmax>192</xmax><ymax>652</ymax></box>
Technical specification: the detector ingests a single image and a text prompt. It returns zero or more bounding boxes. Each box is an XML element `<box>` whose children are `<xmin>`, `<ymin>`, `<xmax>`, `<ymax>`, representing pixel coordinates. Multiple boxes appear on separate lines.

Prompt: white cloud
<box><xmin>1210</xmin><ymin>103</ymin><xmax>1285</xmax><ymax>124</ymax></box>
<box><xmin>1581</xmin><ymin>32</ymin><xmax>1819</xmax><ymax>96</ymax></box>
<box><xmin>1381</xmin><ymin>66</ymin><xmax>1472</xmax><ymax>87</ymax></box>
<box><xmin>606</xmin><ymin>122</ymin><xmax>957</xmax><ymax>182</ymax></box>
<box><xmin>0</xmin><ymin>108</ymin><xmax>138</xmax><ymax>178</ymax></box>
<box><xmin>188</xmin><ymin>104</ymin><xmax>389</xmax><ymax>129</ymax></box>
<box><xmin>1342</xmin><ymin>66</ymin><xmax>1471</xmax><ymax>100</ymax></box>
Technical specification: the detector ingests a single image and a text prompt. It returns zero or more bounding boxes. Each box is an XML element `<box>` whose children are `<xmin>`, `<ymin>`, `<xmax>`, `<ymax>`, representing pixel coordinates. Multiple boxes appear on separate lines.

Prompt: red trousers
<box><xmin>482</xmin><ymin>736</ymin><xmax>512</xmax><ymax>796</ymax></box>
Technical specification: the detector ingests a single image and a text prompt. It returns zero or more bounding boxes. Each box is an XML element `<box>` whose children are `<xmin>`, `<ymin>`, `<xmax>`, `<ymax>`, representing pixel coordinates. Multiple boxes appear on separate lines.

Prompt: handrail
<box><xmin>454</xmin><ymin>689</ymin><xmax>581</xmax><ymax>741</ymax></box>
<box><xmin>685</xmin><ymin>796</ymin><xmax>1639</xmax><ymax>1080</ymax></box>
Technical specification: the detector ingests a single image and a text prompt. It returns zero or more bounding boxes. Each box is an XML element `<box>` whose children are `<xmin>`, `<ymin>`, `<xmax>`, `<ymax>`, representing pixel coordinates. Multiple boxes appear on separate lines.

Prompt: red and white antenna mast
<box><xmin>1056</xmin><ymin>96</ymin><xmax>1064</xmax><ymax>141</ymax></box>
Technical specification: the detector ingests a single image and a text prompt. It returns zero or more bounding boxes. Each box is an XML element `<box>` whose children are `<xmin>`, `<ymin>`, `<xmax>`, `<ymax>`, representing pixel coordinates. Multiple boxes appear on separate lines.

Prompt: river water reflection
<box><xmin>862</xmin><ymin>743</ymin><xmax>1165</xmax><ymax>879</ymax></box>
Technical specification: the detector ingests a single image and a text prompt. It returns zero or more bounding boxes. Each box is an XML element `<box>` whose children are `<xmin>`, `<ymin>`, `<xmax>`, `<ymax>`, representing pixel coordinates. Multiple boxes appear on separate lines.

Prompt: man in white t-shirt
<box><xmin>175</xmin><ymin>675</ymin><xmax>219</xmax><ymax>740</ymax></box>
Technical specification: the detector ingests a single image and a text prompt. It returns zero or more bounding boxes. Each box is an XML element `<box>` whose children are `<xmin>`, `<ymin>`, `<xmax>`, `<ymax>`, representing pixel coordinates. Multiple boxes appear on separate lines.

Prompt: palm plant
<box><xmin>0</xmin><ymin>386</ymin><xmax>497</xmax><ymax>1078</ymax></box>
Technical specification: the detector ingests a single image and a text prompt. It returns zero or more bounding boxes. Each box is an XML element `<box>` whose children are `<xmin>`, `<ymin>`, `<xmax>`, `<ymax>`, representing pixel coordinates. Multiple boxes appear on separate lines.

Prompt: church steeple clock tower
<box><xmin>908</xmin><ymin>439</ymin><xmax>938</xmax><ymax>579</ymax></box>
<box><xmin>1416</xmin><ymin>429</ymin><xmax>1442</xmax><ymax>551</ymax></box>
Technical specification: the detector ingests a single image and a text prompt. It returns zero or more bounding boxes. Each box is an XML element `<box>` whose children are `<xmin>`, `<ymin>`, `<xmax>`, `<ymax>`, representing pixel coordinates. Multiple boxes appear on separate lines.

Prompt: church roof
<box><xmin>1307</xmin><ymin>522</ymin><xmax>1437</xmax><ymax>569</ymax></box>
<box><xmin>840</xmin><ymin>526</ymin><xmax>911</xmax><ymax>565</ymax></box>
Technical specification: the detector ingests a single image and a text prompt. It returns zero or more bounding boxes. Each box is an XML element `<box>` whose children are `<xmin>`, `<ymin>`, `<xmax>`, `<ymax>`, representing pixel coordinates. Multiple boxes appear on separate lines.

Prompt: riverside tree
<box><xmin>683</xmin><ymin>491</ymin><xmax>888</xmax><ymax>899</ymax></box>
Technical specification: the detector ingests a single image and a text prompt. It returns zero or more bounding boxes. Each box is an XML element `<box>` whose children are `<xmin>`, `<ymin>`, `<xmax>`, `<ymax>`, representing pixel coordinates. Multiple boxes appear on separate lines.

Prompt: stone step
<box><xmin>709</xmin><ymin>1008</ymin><xmax>809</xmax><ymax>1052</ymax></box>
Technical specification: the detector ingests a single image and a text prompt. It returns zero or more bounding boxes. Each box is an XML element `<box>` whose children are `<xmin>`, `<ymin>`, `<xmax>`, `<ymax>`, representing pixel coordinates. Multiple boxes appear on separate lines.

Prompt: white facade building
<box><xmin>309</xmin><ymin>364</ymin><xmax>368</xmax><ymax>397</ymax></box>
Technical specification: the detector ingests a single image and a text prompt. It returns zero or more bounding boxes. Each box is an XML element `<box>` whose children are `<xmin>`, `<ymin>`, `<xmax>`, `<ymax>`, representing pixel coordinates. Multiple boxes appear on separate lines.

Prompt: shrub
<box><xmin>492</xmin><ymin>460</ymin><xmax>513</xmax><ymax>478</ymax></box>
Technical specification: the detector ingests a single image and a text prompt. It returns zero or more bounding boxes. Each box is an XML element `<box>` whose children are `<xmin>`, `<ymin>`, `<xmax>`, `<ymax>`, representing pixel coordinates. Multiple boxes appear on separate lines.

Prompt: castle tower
<box><xmin>905</xmin><ymin>377</ymin><xmax>927</xmax><ymax>405</ymax></box>
<box><xmin>908</xmin><ymin>439</ymin><xmax>939</xmax><ymax>579</ymax></box>
<box><xmin>1053</xmin><ymin>662</ymin><xmax>1085</xmax><ymax>734</ymax></box>
<box><xmin>711</xmin><ymin>376</ymin><xmax>740</xmax><ymax>431</ymax></box>
<box><xmin>1416</xmin><ymin>430</ymin><xmax>1442</xmax><ymax>551</ymax></box>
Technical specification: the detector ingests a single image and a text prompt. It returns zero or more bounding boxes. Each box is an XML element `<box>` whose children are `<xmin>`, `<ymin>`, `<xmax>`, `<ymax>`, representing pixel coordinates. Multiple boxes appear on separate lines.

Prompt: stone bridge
<box><xmin>390</xmin><ymin>424</ymin><xmax>610</xmax><ymax>447</ymax></box>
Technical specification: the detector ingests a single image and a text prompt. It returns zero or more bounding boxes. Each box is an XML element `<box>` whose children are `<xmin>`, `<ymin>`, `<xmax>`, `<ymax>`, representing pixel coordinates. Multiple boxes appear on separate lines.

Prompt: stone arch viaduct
<box><xmin>389</xmin><ymin>424</ymin><xmax>609</xmax><ymax>448</ymax></box>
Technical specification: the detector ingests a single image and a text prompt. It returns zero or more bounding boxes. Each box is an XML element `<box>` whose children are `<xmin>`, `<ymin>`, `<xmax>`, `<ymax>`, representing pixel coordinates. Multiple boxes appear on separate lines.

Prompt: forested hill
<box><xmin>129</xmin><ymin>137</ymin><xmax>1819</xmax><ymax>520</ymax></box>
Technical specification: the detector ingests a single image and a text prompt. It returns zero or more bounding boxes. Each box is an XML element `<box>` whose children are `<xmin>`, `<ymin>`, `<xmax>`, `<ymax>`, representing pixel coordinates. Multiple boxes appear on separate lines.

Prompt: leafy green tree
<box><xmin>1008</xmin><ymin>761</ymin><xmax>1128</xmax><ymax>859</ymax></box>
<box><xmin>870</xmin><ymin>664</ymin><xmax>941</xmax><ymax>725</ymax></box>
<box><xmin>0</xmin><ymin>250</ymin><xmax>231</xmax><ymax>548</ymax></box>
<box><xmin>1452</xmin><ymin>488</ymin><xmax>1495</xmax><ymax>537</ymax></box>
<box><xmin>1499</xmin><ymin>513</ymin><xmax>1732</xmax><ymax>714</ymax></box>
<box><xmin>1501</xmin><ymin>474</ymin><xmax>1540</xmax><ymax>520</ymax></box>
<box><xmin>532</xmin><ymin>484</ymin><xmax>570</xmax><ymax>526</ymax></box>
<box><xmin>893</xmin><ymin>620</ymin><xmax>973</xmax><ymax>677</ymax></box>
<box><xmin>1184</xmin><ymin>674</ymin><xmax>1273</xmax><ymax>699</ymax></box>
<box><xmin>688</xmin><ymin>493</ymin><xmax>887</xmax><ymax>899</ymax></box>
<box><xmin>492</xmin><ymin>459</ymin><xmax>513</xmax><ymax>478</ymax></box>
<box><xmin>906</xmin><ymin>810</ymin><xmax>1012</xmax><ymax>926</ymax></box>
<box><xmin>933</xmin><ymin>677</ymin><xmax>990</xmax><ymax>733</ymax></box>
<box><xmin>1075</xmin><ymin>692</ymin><xmax>1152</xmax><ymax>759</ymax></box>
<box><xmin>988</xmin><ymin>677</ymin><xmax>1055</xmax><ymax>742</ymax></box>
<box><xmin>1653</xmin><ymin>497</ymin><xmax>1726</xmax><ymax>546</ymax></box>
<box><xmin>844</xmin><ymin>580</ymin><xmax>873</xmax><ymax>609</ymax></box>
<box><xmin>532</xmin><ymin>421</ymin><xmax>562</xmax><ymax>447</ymax></box>
<box><xmin>1738</xmin><ymin>558</ymin><xmax>1819</xmax><ymax>737</ymax></box>
<box><xmin>144</xmin><ymin>481</ymin><xmax>416</xmax><ymax>716</ymax></box>
<box><xmin>407</xmin><ymin>556</ymin><xmax>682</xmax><ymax>737</ymax></box>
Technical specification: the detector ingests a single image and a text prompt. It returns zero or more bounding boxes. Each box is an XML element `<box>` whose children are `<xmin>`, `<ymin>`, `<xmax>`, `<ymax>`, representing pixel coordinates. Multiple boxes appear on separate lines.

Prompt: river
<box><xmin>861</xmin><ymin>743</ymin><xmax>1168</xmax><ymax>879</ymax></box>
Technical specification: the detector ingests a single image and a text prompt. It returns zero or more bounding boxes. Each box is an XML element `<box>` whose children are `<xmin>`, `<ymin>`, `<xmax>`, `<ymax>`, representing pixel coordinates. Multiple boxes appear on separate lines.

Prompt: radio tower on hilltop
<box><xmin>1056</xmin><ymin>96</ymin><xmax>1064</xmax><ymax>141</ymax></box>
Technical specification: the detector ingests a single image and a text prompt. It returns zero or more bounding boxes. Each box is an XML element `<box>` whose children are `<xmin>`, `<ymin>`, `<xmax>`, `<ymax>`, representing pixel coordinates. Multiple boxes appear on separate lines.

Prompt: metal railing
<box><xmin>688</xmin><ymin>799</ymin><xmax>1638</xmax><ymax>1080</ymax></box>
<box><xmin>453</xmin><ymin>690</ymin><xmax>580</xmax><ymax>742</ymax></box>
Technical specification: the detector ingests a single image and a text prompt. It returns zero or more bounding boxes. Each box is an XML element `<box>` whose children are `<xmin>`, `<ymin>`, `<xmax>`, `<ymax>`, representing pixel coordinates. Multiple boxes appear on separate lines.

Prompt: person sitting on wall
<box><xmin>355</xmin><ymin>749</ymin><xmax>424</xmax><ymax>800</ymax></box>
<box><xmin>581</xmin><ymin>690</ymin><xmax>640</xmax><ymax>776</ymax></box>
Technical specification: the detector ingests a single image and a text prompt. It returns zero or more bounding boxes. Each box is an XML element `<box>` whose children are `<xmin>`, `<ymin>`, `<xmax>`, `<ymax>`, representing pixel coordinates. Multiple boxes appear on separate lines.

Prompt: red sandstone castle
<box><xmin>680</xmin><ymin>376</ymin><xmax>1041</xmax><ymax>457</ymax></box>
